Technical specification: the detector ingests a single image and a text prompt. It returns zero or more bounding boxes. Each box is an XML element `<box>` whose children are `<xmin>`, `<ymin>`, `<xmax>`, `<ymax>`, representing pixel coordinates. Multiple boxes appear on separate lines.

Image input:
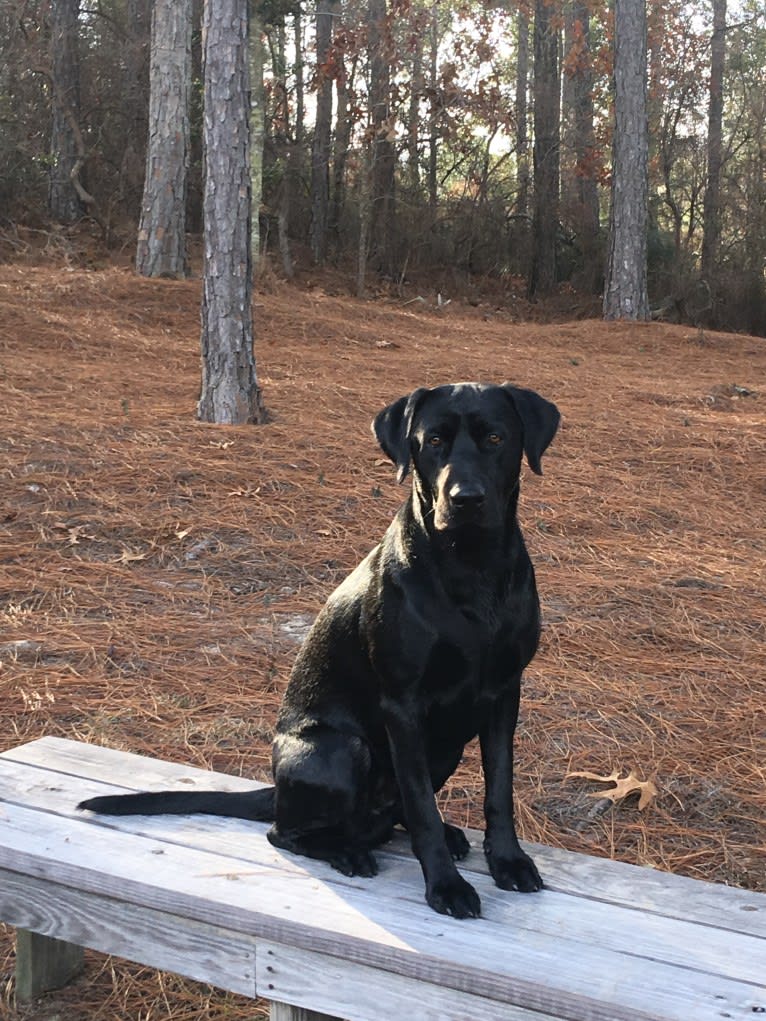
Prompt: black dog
<box><xmin>80</xmin><ymin>382</ymin><xmax>560</xmax><ymax>919</ymax></box>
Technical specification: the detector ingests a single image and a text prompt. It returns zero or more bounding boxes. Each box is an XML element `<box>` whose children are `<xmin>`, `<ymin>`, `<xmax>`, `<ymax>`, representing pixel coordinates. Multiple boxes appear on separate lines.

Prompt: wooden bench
<box><xmin>1</xmin><ymin>737</ymin><xmax>764</xmax><ymax>1021</ymax></box>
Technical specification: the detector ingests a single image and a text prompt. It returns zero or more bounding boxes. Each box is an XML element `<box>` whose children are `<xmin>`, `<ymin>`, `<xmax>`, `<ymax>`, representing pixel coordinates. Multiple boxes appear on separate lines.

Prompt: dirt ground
<box><xmin>0</xmin><ymin>255</ymin><xmax>764</xmax><ymax>1020</ymax></box>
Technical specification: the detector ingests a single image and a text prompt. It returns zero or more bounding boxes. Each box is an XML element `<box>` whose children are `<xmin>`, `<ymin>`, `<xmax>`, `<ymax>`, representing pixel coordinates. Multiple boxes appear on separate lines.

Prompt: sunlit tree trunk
<box><xmin>515</xmin><ymin>7</ymin><xmax>530</xmax><ymax>217</ymax></box>
<box><xmin>603</xmin><ymin>0</ymin><xmax>649</xmax><ymax>320</ymax></box>
<box><xmin>331</xmin><ymin>47</ymin><xmax>354</xmax><ymax>244</ymax></box>
<box><xmin>135</xmin><ymin>0</ymin><xmax>191</xmax><ymax>278</ymax></box>
<box><xmin>427</xmin><ymin>2</ymin><xmax>439</xmax><ymax>212</ymax></box>
<box><xmin>198</xmin><ymin>0</ymin><xmax>264</xmax><ymax>424</ymax></box>
<box><xmin>48</xmin><ymin>0</ymin><xmax>83</xmax><ymax>223</ymax></box>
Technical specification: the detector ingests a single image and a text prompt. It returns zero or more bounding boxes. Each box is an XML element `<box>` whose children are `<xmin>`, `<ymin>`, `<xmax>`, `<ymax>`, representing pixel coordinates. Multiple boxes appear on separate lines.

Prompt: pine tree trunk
<box><xmin>529</xmin><ymin>0</ymin><xmax>560</xmax><ymax>298</ymax></box>
<box><xmin>272</xmin><ymin>17</ymin><xmax>294</xmax><ymax>278</ymax></box>
<box><xmin>515</xmin><ymin>8</ymin><xmax>530</xmax><ymax>217</ymax></box>
<box><xmin>198</xmin><ymin>0</ymin><xmax>263</xmax><ymax>425</ymax></box>
<box><xmin>701</xmin><ymin>0</ymin><xmax>726</xmax><ymax>281</ymax></box>
<box><xmin>135</xmin><ymin>0</ymin><xmax>191</xmax><ymax>278</ymax></box>
<box><xmin>250</xmin><ymin>8</ymin><xmax>266</xmax><ymax>269</ymax></box>
<box><xmin>310</xmin><ymin>0</ymin><xmax>335</xmax><ymax>263</ymax></box>
<box><xmin>330</xmin><ymin>49</ymin><xmax>353</xmax><ymax>244</ymax></box>
<box><xmin>569</xmin><ymin>0</ymin><xmax>601</xmax><ymax>291</ymax></box>
<box><xmin>408</xmin><ymin>34</ymin><xmax>423</xmax><ymax>191</ymax></box>
<box><xmin>603</xmin><ymin>0</ymin><xmax>649</xmax><ymax>320</ymax></box>
<box><xmin>427</xmin><ymin>3</ymin><xmax>439</xmax><ymax>212</ymax></box>
<box><xmin>368</xmin><ymin>0</ymin><xmax>396</xmax><ymax>276</ymax></box>
<box><xmin>48</xmin><ymin>0</ymin><xmax>83</xmax><ymax>223</ymax></box>
<box><xmin>293</xmin><ymin>12</ymin><xmax>305</xmax><ymax>145</ymax></box>
<box><xmin>120</xmin><ymin>0</ymin><xmax>150</xmax><ymax>217</ymax></box>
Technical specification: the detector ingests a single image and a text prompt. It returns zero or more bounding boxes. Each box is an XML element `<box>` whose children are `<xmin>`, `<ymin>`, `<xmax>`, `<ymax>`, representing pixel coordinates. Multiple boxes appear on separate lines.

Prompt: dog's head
<box><xmin>373</xmin><ymin>382</ymin><xmax>559</xmax><ymax>531</ymax></box>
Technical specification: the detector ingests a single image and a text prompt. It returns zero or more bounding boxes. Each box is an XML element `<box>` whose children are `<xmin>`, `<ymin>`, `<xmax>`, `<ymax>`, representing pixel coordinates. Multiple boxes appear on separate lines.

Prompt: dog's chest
<box><xmin>418</xmin><ymin>591</ymin><xmax>535</xmax><ymax>705</ymax></box>
<box><xmin>419</xmin><ymin>622</ymin><xmax>509</xmax><ymax>704</ymax></box>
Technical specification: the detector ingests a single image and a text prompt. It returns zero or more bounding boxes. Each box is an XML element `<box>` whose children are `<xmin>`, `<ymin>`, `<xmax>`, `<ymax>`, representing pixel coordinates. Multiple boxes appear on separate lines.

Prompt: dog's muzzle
<box><xmin>434</xmin><ymin>479</ymin><xmax>487</xmax><ymax>530</ymax></box>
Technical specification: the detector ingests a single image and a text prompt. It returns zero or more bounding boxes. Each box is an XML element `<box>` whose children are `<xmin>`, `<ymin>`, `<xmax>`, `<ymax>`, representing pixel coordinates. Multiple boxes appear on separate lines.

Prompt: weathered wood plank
<box><xmin>0</xmin><ymin>801</ymin><xmax>764</xmax><ymax>1021</ymax></box>
<box><xmin>0</xmin><ymin>756</ymin><xmax>764</xmax><ymax>988</ymax></box>
<box><xmin>258</xmin><ymin>942</ymin><xmax>564</xmax><ymax>1021</ymax></box>
<box><xmin>15</xmin><ymin>928</ymin><xmax>84</xmax><ymax>1002</ymax></box>
<box><xmin>0</xmin><ymin>868</ymin><xmax>256</xmax><ymax>995</ymax></box>
<box><xmin>5</xmin><ymin>736</ymin><xmax>764</xmax><ymax>937</ymax></box>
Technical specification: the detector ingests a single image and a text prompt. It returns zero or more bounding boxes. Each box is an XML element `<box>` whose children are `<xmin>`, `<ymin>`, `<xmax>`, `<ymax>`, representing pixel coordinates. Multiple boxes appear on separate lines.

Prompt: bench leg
<box><xmin>270</xmin><ymin>1003</ymin><xmax>343</xmax><ymax>1021</ymax></box>
<box><xmin>15</xmin><ymin>929</ymin><xmax>84</xmax><ymax>1002</ymax></box>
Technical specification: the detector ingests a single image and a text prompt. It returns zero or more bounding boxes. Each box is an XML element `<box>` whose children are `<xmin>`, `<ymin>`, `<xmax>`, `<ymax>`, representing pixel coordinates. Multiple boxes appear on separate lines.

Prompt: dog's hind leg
<box><xmin>443</xmin><ymin>822</ymin><xmax>471</xmax><ymax>860</ymax></box>
<box><xmin>267</xmin><ymin>728</ymin><xmax>380</xmax><ymax>877</ymax></box>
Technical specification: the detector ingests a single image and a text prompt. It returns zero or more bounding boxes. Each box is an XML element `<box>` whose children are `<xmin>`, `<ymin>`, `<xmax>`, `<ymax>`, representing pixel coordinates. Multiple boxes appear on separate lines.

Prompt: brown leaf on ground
<box><xmin>567</xmin><ymin>769</ymin><xmax>659</xmax><ymax>811</ymax></box>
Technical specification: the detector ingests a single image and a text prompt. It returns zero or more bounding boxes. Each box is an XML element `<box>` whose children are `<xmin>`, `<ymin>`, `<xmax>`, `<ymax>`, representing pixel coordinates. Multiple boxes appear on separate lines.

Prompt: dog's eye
<box><xmin>428</xmin><ymin>434</ymin><xmax>443</xmax><ymax>447</ymax></box>
<box><xmin>488</xmin><ymin>433</ymin><xmax>503</xmax><ymax>445</ymax></box>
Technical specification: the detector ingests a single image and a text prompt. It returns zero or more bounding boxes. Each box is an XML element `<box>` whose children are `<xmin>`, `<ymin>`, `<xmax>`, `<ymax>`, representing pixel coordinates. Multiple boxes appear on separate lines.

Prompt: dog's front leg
<box><xmin>383</xmin><ymin>699</ymin><xmax>481</xmax><ymax>918</ymax></box>
<box><xmin>479</xmin><ymin>683</ymin><xmax>543</xmax><ymax>892</ymax></box>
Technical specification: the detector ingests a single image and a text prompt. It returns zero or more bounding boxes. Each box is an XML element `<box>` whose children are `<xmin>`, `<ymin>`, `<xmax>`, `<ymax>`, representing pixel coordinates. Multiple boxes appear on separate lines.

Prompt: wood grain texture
<box><xmin>1</xmin><ymin>738</ymin><xmax>765</xmax><ymax>1021</ymax></box>
<box><xmin>1</xmin><ymin>869</ymin><xmax>256</xmax><ymax>995</ymax></box>
<box><xmin>1</xmin><ymin>757</ymin><xmax>762</xmax><ymax>987</ymax></box>
<box><xmin>6</xmin><ymin>736</ymin><xmax>763</xmax><ymax>935</ymax></box>
<box><xmin>259</xmin><ymin>942</ymin><xmax>563</xmax><ymax>1021</ymax></box>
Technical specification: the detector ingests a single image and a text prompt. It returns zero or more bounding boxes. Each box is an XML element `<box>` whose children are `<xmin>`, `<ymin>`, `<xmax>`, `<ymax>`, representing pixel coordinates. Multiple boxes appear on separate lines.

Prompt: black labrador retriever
<box><xmin>80</xmin><ymin>381</ymin><xmax>560</xmax><ymax>919</ymax></box>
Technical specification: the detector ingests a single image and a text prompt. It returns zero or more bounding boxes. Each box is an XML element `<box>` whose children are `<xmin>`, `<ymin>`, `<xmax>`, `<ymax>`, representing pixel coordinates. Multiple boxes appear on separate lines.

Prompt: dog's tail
<box><xmin>78</xmin><ymin>786</ymin><xmax>276</xmax><ymax>821</ymax></box>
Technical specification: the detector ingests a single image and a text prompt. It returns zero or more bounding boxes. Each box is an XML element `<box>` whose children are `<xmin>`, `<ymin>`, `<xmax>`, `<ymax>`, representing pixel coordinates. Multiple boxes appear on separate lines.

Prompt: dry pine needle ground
<box><xmin>0</xmin><ymin>262</ymin><xmax>764</xmax><ymax>1020</ymax></box>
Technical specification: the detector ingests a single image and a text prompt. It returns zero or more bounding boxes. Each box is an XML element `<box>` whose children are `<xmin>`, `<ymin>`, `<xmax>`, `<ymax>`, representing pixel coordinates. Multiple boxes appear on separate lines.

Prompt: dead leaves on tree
<box><xmin>567</xmin><ymin>768</ymin><xmax>659</xmax><ymax>811</ymax></box>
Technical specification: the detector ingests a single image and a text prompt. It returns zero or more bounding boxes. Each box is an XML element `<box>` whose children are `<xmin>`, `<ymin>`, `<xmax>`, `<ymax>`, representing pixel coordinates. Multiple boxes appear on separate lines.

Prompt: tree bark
<box><xmin>529</xmin><ymin>0</ymin><xmax>560</xmax><ymax>298</ymax></box>
<box><xmin>135</xmin><ymin>0</ymin><xmax>191</xmax><ymax>278</ymax></box>
<box><xmin>310</xmin><ymin>0</ymin><xmax>336</xmax><ymax>263</ymax></box>
<box><xmin>48</xmin><ymin>0</ymin><xmax>84</xmax><ymax>223</ymax></box>
<box><xmin>701</xmin><ymin>0</ymin><xmax>726</xmax><ymax>281</ymax></box>
<box><xmin>567</xmin><ymin>0</ymin><xmax>601</xmax><ymax>291</ymax></box>
<box><xmin>250</xmin><ymin>5</ymin><xmax>266</xmax><ymax>269</ymax></box>
<box><xmin>407</xmin><ymin>25</ymin><xmax>424</xmax><ymax>191</ymax></box>
<box><xmin>198</xmin><ymin>0</ymin><xmax>264</xmax><ymax>424</ymax></box>
<box><xmin>368</xmin><ymin>0</ymin><xmax>396</xmax><ymax>276</ymax></box>
<box><xmin>515</xmin><ymin>7</ymin><xmax>530</xmax><ymax>217</ymax></box>
<box><xmin>330</xmin><ymin>47</ymin><xmax>354</xmax><ymax>244</ymax></box>
<box><xmin>294</xmin><ymin>12</ymin><xmax>305</xmax><ymax>146</ymax></box>
<box><xmin>120</xmin><ymin>0</ymin><xmax>151</xmax><ymax>217</ymax></box>
<box><xmin>427</xmin><ymin>2</ymin><xmax>439</xmax><ymax>213</ymax></box>
<box><xmin>603</xmin><ymin>0</ymin><xmax>649</xmax><ymax>320</ymax></box>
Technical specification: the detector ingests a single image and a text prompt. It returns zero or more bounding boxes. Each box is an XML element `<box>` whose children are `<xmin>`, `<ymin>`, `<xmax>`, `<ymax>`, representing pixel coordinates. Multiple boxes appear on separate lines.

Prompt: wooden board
<box><xmin>7</xmin><ymin>735</ymin><xmax>762</xmax><ymax>935</ymax></box>
<box><xmin>1</xmin><ymin>737</ymin><xmax>765</xmax><ymax>1021</ymax></box>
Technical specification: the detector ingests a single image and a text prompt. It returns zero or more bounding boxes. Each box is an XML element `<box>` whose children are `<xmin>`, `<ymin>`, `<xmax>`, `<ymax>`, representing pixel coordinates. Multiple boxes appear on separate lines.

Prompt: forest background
<box><xmin>1</xmin><ymin>0</ymin><xmax>765</xmax><ymax>335</ymax></box>
<box><xmin>2</xmin><ymin>2</ymin><xmax>766</xmax><ymax>1018</ymax></box>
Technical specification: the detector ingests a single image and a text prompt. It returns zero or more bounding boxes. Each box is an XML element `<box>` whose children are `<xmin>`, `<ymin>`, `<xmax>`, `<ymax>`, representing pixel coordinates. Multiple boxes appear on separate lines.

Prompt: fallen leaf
<box><xmin>228</xmin><ymin>487</ymin><xmax>260</xmax><ymax>498</ymax></box>
<box><xmin>566</xmin><ymin>768</ymin><xmax>658</xmax><ymax>811</ymax></box>
<box><xmin>116</xmin><ymin>550</ymin><xmax>147</xmax><ymax>564</ymax></box>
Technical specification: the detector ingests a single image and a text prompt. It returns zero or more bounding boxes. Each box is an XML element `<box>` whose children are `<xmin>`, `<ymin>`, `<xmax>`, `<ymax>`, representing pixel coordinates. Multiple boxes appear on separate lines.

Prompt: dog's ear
<box><xmin>502</xmin><ymin>384</ymin><xmax>560</xmax><ymax>475</ymax></box>
<box><xmin>372</xmin><ymin>388</ymin><xmax>429</xmax><ymax>483</ymax></box>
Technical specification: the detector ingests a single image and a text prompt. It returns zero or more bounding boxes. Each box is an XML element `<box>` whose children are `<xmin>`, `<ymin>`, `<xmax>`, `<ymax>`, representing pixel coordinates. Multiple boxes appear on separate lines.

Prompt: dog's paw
<box><xmin>444</xmin><ymin>822</ymin><xmax>471</xmax><ymax>861</ymax></box>
<box><xmin>329</xmin><ymin>848</ymin><xmax>379</xmax><ymax>878</ymax></box>
<box><xmin>486</xmin><ymin>847</ymin><xmax>543</xmax><ymax>892</ymax></box>
<box><xmin>426</xmin><ymin>873</ymin><xmax>481</xmax><ymax>918</ymax></box>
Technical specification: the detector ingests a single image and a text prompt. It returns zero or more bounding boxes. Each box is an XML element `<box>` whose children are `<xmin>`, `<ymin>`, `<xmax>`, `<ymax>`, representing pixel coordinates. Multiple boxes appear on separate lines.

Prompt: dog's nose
<box><xmin>449</xmin><ymin>483</ymin><xmax>486</xmax><ymax>507</ymax></box>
